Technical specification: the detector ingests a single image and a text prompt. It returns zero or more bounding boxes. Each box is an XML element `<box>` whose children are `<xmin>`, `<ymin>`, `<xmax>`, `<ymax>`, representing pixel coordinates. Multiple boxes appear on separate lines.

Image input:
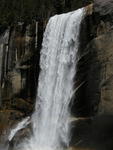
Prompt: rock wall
<box><xmin>0</xmin><ymin>22</ymin><xmax>45</xmax><ymax>137</ymax></box>
<box><xmin>70</xmin><ymin>1</ymin><xmax>113</xmax><ymax>150</ymax></box>
<box><xmin>78</xmin><ymin>0</ymin><xmax>113</xmax><ymax>116</ymax></box>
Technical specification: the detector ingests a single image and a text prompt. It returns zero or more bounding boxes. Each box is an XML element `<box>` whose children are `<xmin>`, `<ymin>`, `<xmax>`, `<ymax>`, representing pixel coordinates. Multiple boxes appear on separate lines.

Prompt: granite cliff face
<box><xmin>0</xmin><ymin>22</ymin><xmax>44</xmax><ymax>137</ymax></box>
<box><xmin>70</xmin><ymin>1</ymin><xmax>113</xmax><ymax>150</ymax></box>
<box><xmin>1</xmin><ymin>0</ymin><xmax>113</xmax><ymax>150</ymax></box>
<box><xmin>74</xmin><ymin>0</ymin><xmax>113</xmax><ymax>116</ymax></box>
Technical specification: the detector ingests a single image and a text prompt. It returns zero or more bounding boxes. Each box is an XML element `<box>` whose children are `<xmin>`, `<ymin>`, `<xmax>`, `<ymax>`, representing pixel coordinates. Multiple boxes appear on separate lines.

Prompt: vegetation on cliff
<box><xmin>0</xmin><ymin>0</ymin><xmax>93</xmax><ymax>30</ymax></box>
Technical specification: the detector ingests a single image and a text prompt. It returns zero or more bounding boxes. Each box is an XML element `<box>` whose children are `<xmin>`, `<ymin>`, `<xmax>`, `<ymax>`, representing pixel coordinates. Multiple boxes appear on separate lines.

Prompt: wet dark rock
<box><xmin>0</xmin><ymin>109</ymin><xmax>25</xmax><ymax>136</ymax></box>
<box><xmin>71</xmin><ymin>0</ymin><xmax>113</xmax><ymax>117</ymax></box>
<box><xmin>94</xmin><ymin>0</ymin><xmax>113</xmax><ymax>16</ymax></box>
<box><xmin>70</xmin><ymin>114</ymin><xmax>113</xmax><ymax>150</ymax></box>
<box><xmin>70</xmin><ymin>1</ymin><xmax>113</xmax><ymax>150</ymax></box>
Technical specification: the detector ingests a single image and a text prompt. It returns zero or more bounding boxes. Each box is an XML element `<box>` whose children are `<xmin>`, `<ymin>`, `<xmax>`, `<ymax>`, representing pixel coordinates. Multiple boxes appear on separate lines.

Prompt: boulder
<box><xmin>70</xmin><ymin>115</ymin><xmax>113</xmax><ymax>150</ymax></box>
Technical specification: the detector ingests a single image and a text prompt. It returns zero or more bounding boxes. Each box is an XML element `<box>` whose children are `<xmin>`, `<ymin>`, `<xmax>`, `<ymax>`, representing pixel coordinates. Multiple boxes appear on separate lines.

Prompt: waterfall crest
<box><xmin>17</xmin><ymin>8</ymin><xmax>85</xmax><ymax>150</ymax></box>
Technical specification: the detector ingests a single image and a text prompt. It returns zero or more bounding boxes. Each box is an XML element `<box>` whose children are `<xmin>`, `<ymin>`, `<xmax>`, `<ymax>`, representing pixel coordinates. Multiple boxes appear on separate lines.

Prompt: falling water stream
<box><xmin>9</xmin><ymin>8</ymin><xmax>85</xmax><ymax>150</ymax></box>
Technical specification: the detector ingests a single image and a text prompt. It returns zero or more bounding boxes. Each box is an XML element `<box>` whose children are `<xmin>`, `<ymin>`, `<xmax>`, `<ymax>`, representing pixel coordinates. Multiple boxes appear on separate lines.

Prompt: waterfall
<box><xmin>15</xmin><ymin>8</ymin><xmax>85</xmax><ymax>150</ymax></box>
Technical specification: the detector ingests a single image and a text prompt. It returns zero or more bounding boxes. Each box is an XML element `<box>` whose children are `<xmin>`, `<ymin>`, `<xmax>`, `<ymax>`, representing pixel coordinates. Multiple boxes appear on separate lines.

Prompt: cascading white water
<box><xmin>16</xmin><ymin>8</ymin><xmax>85</xmax><ymax>150</ymax></box>
<box><xmin>8</xmin><ymin>117</ymin><xmax>30</xmax><ymax>142</ymax></box>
